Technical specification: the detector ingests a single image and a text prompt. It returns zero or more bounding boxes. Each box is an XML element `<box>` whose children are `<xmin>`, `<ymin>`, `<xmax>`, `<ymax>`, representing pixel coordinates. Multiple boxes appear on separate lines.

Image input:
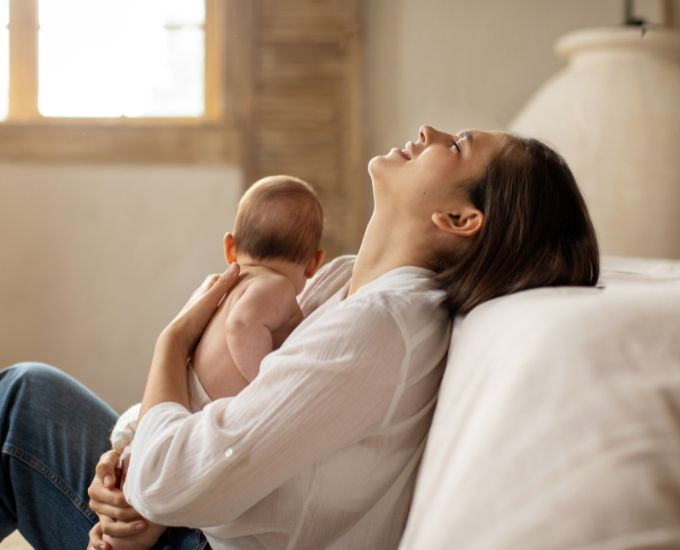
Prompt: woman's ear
<box><xmin>223</xmin><ymin>232</ymin><xmax>238</xmax><ymax>264</ymax></box>
<box><xmin>304</xmin><ymin>249</ymin><xmax>326</xmax><ymax>278</ymax></box>
<box><xmin>431</xmin><ymin>207</ymin><xmax>484</xmax><ymax>238</ymax></box>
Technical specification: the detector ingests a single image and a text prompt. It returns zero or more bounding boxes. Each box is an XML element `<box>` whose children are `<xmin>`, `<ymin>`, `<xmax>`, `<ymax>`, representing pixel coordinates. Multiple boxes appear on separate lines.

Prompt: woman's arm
<box><xmin>124</xmin><ymin>298</ymin><xmax>408</xmax><ymax>527</ymax></box>
<box><xmin>87</xmin><ymin>266</ymin><xmax>241</xmax><ymax>549</ymax></box>
<box><xmin>139</xmin><ymin>265</ymin><xmax>240</xmax><ymax>418</ymax></box>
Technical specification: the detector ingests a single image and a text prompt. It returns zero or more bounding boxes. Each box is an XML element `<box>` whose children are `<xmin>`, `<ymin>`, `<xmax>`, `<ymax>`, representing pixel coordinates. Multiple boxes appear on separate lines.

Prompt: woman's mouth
<box><xmin>391</xmin><ymin>147</ymin><xmax>411</xmax><ymax>160</ymax></box>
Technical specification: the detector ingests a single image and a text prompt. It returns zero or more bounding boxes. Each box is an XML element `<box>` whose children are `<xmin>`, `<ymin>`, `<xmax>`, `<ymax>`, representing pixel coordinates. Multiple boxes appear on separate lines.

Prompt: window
<box><xmin>0</xmin><ymin>0</ymin><xmax>239</xmax><ymax>164</ymax></box>
<box><xmin>2</xmin><ymin>0</ymin><xmax>216</xmax><ymax>121</ymax></box>
<box><xmin>0</xmin><ymin>1</ymin><xmax>8</xmax><ymax>120</ymax></box>
<box><xmin>38</xmin><ymin>0</ymin><xmax>205</xmax><ymax>118</ymax></box>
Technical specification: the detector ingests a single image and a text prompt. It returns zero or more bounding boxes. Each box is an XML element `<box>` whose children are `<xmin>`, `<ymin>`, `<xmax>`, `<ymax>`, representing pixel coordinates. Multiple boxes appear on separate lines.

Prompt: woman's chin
<box><xmin>367</xmin><ymin>155</ymin><xmax>384</xmax><ymax>178</ymax></box>
<box><xmin>368</xmin><ymin>153</ymin><xmax>396</xmax><ymax>179</ymax></box>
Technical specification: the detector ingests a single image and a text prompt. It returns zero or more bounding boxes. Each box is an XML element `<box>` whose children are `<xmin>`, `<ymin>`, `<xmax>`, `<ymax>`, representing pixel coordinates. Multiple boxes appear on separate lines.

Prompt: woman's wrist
<box><xmin>140</xmin><ymin>342</ymin><xmax>192</xmax><ymax>419</ymax></box>
<box><xmin>152</xmin><ymin>338</ymin><xmax>185</xmax><ymax>370</ymax></box>
<box><xmin>154</xmin><ymin>324</ymin><xmax>188</xmax><ymax>359</ymax></box>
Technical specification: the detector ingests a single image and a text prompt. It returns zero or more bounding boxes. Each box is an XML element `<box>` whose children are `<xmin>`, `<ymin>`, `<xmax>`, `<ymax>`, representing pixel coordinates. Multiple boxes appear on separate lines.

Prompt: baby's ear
<box><xmin>223</xmin><ymin>232</ymin><xmax>237</xmax><ymax>264</ymax></box>
<box><xmin>305</xmin><ymin>249</ymin><xmax>326</xmax><ymax>278</ymax></box>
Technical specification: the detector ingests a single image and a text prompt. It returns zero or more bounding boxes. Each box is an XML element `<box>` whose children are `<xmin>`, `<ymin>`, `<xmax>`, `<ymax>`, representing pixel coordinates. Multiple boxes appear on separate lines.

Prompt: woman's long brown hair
<box><xmin>434</xmin><ymin>136</ymin><xmax>599</xmax><ymax>314</ymax></box>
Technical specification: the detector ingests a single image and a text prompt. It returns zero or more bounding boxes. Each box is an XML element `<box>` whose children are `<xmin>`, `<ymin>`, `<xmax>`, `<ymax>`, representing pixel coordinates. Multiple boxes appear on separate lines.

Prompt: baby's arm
<box><xmin>226</xmin><ymin>276</ymin><xmax>302</xmax><ymax>384</ymax></box>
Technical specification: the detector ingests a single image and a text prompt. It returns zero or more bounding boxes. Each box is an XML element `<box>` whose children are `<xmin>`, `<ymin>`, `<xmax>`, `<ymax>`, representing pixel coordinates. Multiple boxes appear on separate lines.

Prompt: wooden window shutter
<box><xmin>243</xmin><ymin>0</ymin><xmax>365</xmax><ymax>258</ymax></box>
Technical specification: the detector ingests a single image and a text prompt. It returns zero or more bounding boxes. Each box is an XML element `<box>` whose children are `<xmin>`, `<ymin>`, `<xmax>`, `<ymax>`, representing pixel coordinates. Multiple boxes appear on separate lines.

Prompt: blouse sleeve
<box><xmin>123</xmin><ymin>299</ymin><xmax>407</xmax><ymax>527</ymax></box>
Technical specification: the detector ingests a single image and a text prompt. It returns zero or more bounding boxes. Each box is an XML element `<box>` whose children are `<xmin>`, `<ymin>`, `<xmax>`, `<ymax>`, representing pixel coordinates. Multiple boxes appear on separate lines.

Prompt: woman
<box><xmin>0</xmin><ymin>126</ymin><xmax>598</xmax><ymax>549</ymax></box>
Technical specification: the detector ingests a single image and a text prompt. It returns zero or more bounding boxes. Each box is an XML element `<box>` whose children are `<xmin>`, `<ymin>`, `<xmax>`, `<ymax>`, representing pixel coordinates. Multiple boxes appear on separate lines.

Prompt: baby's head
<box><xmin>225</xmin><ymin>175</ymin><xmax>325</xmax><ymax>290</ymax></box>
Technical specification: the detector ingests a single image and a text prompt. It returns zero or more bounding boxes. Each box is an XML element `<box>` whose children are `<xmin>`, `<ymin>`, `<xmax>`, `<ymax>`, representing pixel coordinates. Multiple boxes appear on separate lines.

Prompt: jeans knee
<box><xmin>0</xmin><ymin>363</ymin><xmax>77</xmax><ymax>400</ymax></box>
<box><xmin>6</xmin><ymin>362</ymin><xmax>57</xmax><ymax>374</ymax></box>
<box><xmin>0</xmin><ymin>362</ymin><xmax>112</xmax><ymax>441</ymax></box>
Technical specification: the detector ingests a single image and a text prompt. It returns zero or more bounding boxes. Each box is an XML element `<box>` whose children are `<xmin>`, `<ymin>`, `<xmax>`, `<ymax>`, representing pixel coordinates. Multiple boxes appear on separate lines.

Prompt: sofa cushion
<box><xmin>401</xmin><ymin>257</ymin><xmax>680</xmax><ymax>549</ymax></box>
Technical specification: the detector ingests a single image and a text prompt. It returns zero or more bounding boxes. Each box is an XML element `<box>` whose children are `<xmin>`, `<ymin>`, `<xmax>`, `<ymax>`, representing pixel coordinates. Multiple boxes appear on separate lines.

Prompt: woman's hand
<box><xmin>88</xmin><ymin>451</ymin><xmax>166</xmax><ymax>550</ymax></box>
<box><xmin>88</xmin><ymin>450</ymin><xmax>145</xmax><ymax>526</ymax></box>
<box><xmin>87</xmin><ymin>522</ymin><xmax>107</xmax><ymax>550</ymax></box>
<box><xmin>156</xmin><ymin>264</ymin><xmax>241</xmax><ymax>359</ymax></box>
<box><xmin>89</xmin><ymin>519</ymin><xmax>165</xmax><ymax>550</ymax></box>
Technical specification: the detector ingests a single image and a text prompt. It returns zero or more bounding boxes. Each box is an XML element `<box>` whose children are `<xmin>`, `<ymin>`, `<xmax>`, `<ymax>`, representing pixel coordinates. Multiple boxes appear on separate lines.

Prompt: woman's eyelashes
<box><xmin>451</xmin><ymin>139</ymin><xmax>462</xmax><ymax>153</ymax></box>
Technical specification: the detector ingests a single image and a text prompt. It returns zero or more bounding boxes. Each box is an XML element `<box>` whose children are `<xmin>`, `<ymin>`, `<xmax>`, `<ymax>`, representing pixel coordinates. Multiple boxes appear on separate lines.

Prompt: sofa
<box><xmin>400</xmin><ymin>256</ymin><xmax>680</xmax><ymax>549</ymax></box>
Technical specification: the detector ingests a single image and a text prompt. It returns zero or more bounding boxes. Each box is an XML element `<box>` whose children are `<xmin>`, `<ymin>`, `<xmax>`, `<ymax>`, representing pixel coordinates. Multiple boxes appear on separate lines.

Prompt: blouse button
<box><xmin>224</xmin><ymin>447</ymin><xmax>234</xmax><ymax>459</ymax></box>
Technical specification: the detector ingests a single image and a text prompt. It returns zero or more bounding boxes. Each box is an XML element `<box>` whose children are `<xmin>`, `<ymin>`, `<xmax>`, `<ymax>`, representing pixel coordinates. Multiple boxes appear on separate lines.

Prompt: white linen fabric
<box><xmin>123</xmin><ymin>256</ymin><xmax>451</xmax><ymax>549</ymax></box>
<box><xmin>400</xmin><ymin>257</ymin><xmax>680</xmax><ymax>549</ymax></box>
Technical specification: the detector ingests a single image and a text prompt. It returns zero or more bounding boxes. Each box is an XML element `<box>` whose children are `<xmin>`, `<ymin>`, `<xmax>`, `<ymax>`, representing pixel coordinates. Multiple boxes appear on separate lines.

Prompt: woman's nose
<box><xmin>418</xmin><ymin>124</ymin><xmax>448</xmax><ymax>146</ymax></box>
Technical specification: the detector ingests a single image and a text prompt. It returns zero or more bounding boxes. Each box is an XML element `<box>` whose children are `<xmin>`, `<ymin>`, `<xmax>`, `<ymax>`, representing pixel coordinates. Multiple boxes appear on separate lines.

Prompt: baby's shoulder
<box><xmin>229</xmin><ymin>270</ymin><xmax>299</xmax><ymax>324</ymax></box>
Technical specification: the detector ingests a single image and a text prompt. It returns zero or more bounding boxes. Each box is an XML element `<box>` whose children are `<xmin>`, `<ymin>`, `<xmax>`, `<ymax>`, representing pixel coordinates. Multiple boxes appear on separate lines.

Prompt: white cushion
<box><xmin>401</xmin><ymin>257</ymin><xmax>680</xmax><ymax>549</ymax></box>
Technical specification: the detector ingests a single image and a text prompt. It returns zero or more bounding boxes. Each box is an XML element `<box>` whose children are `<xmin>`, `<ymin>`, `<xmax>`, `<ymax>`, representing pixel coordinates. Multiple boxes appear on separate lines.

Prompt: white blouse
<box><xmin>123</xmin><ymin>256</ymin><xmax>451</xmax><ymax>549</ymax></box>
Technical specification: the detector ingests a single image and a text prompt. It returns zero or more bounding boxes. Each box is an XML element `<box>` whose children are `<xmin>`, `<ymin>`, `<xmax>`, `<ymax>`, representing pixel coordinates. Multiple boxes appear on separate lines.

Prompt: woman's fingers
<box><xmin>88</xmin><ymin>522</ymin><xmax>110</xmax><ymax>550</ymax></box>
<box><xmin>94</xmin><ymin>450</ymin><xmax>120</xmax><ymax>488</ymax></box>
<box><xmin>160</xmin><ymin>264</ymin><xmax>241</xmax><ymax>353</ymax></box>
<box><xmin>188</xmin><ymin>265</ymin><xmax>240</xmax><ymax>315</ymax></box>
<box><xmin>89</xmin><ymin>497</ymin><xmax>143</xmax><ymax>521</ymax></box>
<box><xmin>100</xmin><ymin>513</ymin><xmax>147</xmax><ymax>537</ymax></box>
<box><xmin>88</xmin><ymin>477</ymin><xmax>130</xmax><ymax>509</ymax></box>
<box><xmin>89</xmin><ymin>450</ymin><xmax>136</xmax><ymax>518</ymax></box>
<box><xmin>191</xmin><ymin>264</ymin><xmax>240</xmax><ymax>313</ymax></box>
<box><xmin>181</xmin><ymin>273</ymin><xmax>222</xmax><ymax>314</ymax></box>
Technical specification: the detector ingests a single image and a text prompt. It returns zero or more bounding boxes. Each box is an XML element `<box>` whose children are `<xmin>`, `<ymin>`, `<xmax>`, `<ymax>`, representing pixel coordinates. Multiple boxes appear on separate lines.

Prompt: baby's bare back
<box><xmin>191</xmin><ymin>266</ymin><xmax>303</xmax><ymax>403</ymax></box>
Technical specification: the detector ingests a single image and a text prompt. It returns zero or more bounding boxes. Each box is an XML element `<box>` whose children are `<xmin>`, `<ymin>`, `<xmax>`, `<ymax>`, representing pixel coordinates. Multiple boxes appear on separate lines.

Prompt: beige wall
<box><xmin>2</xmin><ymin>0</ymin><xmax>677</xmax><ymax>411</ymax></box>
<box><xmin>362</xmin><ymin>0</ymin><xmax>672</xmax><ymax>159</ymax></box>
<box><xmin>0</xmin><ymin>164</ymin><xmax>240</xmax><ymax>411</ymax></box>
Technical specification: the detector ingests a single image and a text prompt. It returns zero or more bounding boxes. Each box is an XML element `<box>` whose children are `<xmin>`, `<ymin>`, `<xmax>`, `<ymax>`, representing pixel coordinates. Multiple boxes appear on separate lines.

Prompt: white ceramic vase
<box><xmin>510</xmin><ymin>27</ymin><xmax>680</xmax><ymax>259</ymax></box>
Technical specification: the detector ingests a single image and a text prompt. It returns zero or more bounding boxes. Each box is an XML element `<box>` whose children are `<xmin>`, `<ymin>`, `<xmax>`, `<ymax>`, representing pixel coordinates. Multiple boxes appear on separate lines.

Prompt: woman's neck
<box><xmin>347</xmin><ymin>213</ymin><xmax>429</xmax><ymax>296</ymax></box>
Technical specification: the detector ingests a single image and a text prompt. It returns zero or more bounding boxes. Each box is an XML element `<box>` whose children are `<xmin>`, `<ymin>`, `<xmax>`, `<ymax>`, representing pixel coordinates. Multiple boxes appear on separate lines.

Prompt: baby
<box><xmin>103</xmin><ymin>176</ymin><xmax>324</xmax><ymax>550</ymax></box>
<box><xmin>189</xmin><ymin>174</ymin><xmax>325</xmax><ymax>406</ymax></box>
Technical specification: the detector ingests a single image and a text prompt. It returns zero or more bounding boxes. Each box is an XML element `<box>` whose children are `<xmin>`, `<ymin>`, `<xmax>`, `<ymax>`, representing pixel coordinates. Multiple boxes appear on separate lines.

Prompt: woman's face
<box><xmin>369</xmin><ymin>125</ymin><xmax>507</xmax><ymax>214</ymax></box>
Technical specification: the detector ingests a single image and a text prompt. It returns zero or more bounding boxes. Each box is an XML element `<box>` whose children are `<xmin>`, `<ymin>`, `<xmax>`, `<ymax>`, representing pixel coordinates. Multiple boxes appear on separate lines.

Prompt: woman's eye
<box><xmin>452</xmin><ymin>140</ymin><xmax>461</xmax><ymax>152</ymax></box>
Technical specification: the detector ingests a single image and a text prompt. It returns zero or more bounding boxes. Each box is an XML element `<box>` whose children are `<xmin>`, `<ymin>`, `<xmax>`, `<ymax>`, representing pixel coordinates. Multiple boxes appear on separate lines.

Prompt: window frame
<box><xmin>0</xmin><ymin>0</ymin><xmax>241</xmax><ymax>164</ymax></box>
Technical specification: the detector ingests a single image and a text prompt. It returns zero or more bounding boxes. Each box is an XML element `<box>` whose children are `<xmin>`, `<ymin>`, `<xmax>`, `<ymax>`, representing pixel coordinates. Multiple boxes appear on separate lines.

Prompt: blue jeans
<box><xmin>0</xmin><ymin>363</ymin><xmax>210</xmax><ymax>549</ymax></box>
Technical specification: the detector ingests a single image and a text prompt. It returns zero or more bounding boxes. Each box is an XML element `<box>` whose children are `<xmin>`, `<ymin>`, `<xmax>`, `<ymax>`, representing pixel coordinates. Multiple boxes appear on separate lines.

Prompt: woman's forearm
<box><xmin>138</xmin><ymin>267</ymin><xmax>240</xmax><ymax>420</ymax></box>
<box><xmin>139</xmin><ymin>341</ymin><xmax>191</xmax><ymax>419</ymax></box>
